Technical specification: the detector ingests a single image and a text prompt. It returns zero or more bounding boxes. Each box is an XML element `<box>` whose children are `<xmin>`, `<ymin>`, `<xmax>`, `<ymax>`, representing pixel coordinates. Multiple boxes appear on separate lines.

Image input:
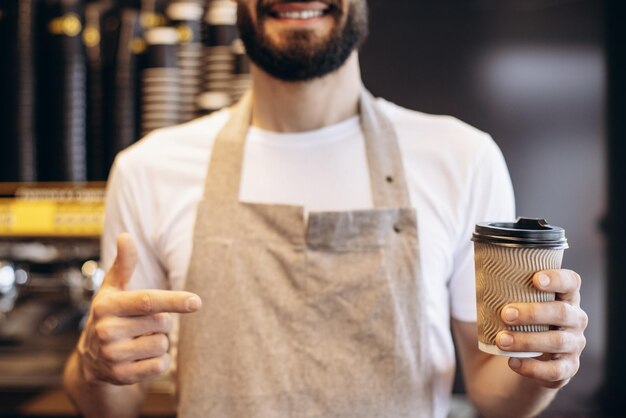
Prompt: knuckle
<box><xmin>556</xmin><ymin>303</ymin><xmax>570</xmax><ymax>321</ymax></box>
<box><xmin>545</xmin><ymin>380</ymin><xmax>566</xmax><ymax>389</ymax></box>
<box><xmin>92</xmin><ymin>293</ymin><xmax>115</xmax><ymax>318</ymax></box>
<box><xmin>94</xmin><ymin>322</ymin><xmax>113</xmax><ymax>342</ymax></box>
<box><xmin>579</xmin><ymin>335</ymin><xmax>587</xmax><ymax>352</ymax></box>
<box><xmin>155</xmin><ymin>334</ymin><xmax>169</xmax><ymax>354</ymax></box>
<box><xmin>552</xmin><ymin>362</ymin><xmax>571</xmax><ymax>383</ymax></box>
<box><xmin>525</xmin><ymin>305</ymin><xmax>538</xmax><ymax>323</ymax></box>
<box><xmin>553</xmin><ymin>332</ymin><xmax>568</xmax><ymax>349</ymax></box>
<box><xmin>100</xmin><ymin>345</ymin><xmax>117</xmax><ymax>362</ymax></box>
<box><xmin>548</xmin><ymin>363</ymin><xmax>564</xmax><ymax>381</ymax></box>
<box><xmin>516</xmin><ymin>334</ymin><xmax>530</xmax><ymax>351</ymax></box>
<box><xmin>91</xmin><ymin>300</ymin><xmax>106</xmax><ymax>319</ymax></box>
<box><xmin>565</xmin><ymin>333</ymin><xmax>578</xmax><ymax>352</ymax></box>
<box><xmin>572</xmin><ymin>271</ymin><xmax>582</xmax><ymax>289</ymax></box>
<box><xmin>111</xmin><ymin>365</ymin><xmax>133</xmax><ymax>385</ymax></box>
<box><xmin>147</xmin><ymin>363</ymin><xmax>161</xmax><ymax>376</ymax></box>
<box><xmin>139</xmin><ymin>293</ymin><xmax>153</xmax><ymax>314</ymax></box>
<box><xmin>159</xmin><ymin>354</ymin><xmax>171</xmax><ymax>373</ymax></box>
<box><xmin>137</xmin><ymin>354</ymin><xmax>170</xmax><ymax>379</ymax></box>
<box><xmin>579</xmin><ymin>310</ymin><xmax>589</xmax><ymax>330</ymax></box>
<box><xmin>149</xmin><ymin>358</ymin><xmax>167</xmax><ymax>375</ymax></box>
<box><xmin>155</xmin><ymin>313</ymin><xmax>172</xmax><ymax>331</ymax></box>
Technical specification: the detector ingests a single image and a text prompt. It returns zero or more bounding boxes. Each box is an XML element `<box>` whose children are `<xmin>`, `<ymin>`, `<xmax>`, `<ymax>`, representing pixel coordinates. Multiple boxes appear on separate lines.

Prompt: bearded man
<box><xmin>63</xmin><ymin>1</ymin><xmax>588</xmax><ymax>417</ymax></box>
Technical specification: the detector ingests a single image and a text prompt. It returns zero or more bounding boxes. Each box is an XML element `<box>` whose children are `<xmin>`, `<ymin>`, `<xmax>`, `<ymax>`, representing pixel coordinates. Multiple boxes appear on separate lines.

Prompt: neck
<box><xmin>250</xmin><ymin>52</ymin><xmax>362</xmax><ymax>132</ymax></box>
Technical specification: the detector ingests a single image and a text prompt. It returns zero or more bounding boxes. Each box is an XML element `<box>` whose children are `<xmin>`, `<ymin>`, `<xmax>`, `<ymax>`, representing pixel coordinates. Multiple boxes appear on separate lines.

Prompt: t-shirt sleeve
<box><xmin>101</xmin><ymin>155</ymin><xmax>168</xmax><ymax>291</ymax></box>
<box><xmin>448</xmin><ymin>137</ymin><xmax>516</xmax><ymax>322</ymax></box>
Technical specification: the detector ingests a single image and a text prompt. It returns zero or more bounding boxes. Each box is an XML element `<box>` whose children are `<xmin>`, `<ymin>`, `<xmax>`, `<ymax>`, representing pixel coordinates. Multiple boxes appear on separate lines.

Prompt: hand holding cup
<box><xmin>472</xmin><ymin>218</ymin><xmax>588</xmax><ymax>388</ymax></box>
<box><xmin>497</xmin><ymin>269</ymin><xmax>588</xmax><ymax>389</ymax></box>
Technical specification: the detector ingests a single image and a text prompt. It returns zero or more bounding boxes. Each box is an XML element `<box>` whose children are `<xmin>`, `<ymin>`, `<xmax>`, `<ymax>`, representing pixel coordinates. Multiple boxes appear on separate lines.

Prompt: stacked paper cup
<box><xmin>141</xmin><ymin>27</ymin><xmax>180</xmax><ymax>136</ymax></box>
<box><xmin>166</xmin><ymin>1</ymin><xmax>203</xmax><ymax>123</ymax></box>
<box><xmin>198</xmin><ymin>0</ymin><xmax>238</xmax><ymax>115</ymax></box>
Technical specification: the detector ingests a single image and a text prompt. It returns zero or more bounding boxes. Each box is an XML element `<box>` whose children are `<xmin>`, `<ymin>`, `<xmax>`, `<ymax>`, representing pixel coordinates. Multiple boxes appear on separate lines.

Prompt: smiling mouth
<box><xmin>273</xmin><ymin>9</ymin><xmax>326</xmax><ymax>19</ymax></box>
<box><xmin>266</xmin><ymin>2</ymin><xmax>335</xmax><ymax>20</ymax></box>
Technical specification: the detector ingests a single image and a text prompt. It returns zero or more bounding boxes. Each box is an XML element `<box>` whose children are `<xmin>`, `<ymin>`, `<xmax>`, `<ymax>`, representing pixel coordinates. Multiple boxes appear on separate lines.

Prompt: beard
<box><xmin>237</xmin><ymin>0</ymin><xmax>369</xmax><ymax>82</ymax></box>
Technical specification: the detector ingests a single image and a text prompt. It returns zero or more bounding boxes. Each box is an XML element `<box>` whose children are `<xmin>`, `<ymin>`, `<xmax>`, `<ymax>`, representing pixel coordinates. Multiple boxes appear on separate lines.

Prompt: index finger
<box><xmin>533</xmin><ymin>269</ymin><xmax>581</xmax><ymax>304</ymax></box>
<box><xmin>95</xmin><ymin>290</ymin><xmax>202</xmax><ymax>317</ymax></box>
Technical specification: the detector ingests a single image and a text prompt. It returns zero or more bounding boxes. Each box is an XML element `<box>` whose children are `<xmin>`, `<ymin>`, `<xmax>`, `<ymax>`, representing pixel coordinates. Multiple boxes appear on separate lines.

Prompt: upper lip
<box><xmin>262</xmin><ymin>0</ymin><xmax>335</xmax><ymax>6</ymax></box>
<box><xmin>260</xmin><ymin>1</ymin><xmax>339</xmax><ymax>17</ymax></box>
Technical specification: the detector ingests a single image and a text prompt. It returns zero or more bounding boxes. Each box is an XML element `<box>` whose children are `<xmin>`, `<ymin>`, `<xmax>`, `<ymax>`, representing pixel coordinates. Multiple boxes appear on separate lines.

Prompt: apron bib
<box><xmin>178</xmin><ymin>89</ymin><xmax>433</xmax><ymax>417</ymax></box>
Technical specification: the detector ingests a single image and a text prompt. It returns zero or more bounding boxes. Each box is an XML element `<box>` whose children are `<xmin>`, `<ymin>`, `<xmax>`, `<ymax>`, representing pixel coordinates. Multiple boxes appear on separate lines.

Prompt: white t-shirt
<box><xmin>101</xmin><ymin>97</ymin><xmax>515</xmax><ymax>418</ymax></box>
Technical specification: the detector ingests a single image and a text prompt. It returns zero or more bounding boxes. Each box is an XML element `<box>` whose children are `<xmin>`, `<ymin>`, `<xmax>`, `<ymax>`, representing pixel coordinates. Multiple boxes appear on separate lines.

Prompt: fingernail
<box><xmin>509</xmin><ymin>358</ymin><xmax>522</xmax><ymax>369</ymax></box>
<box><xmin>538</xmin><ymin>273</ymin><xmax>550</xmax><ymax>288</ymax></box>
<box><xmin>504</xmin><ymin>307</ymin><xmax>519</xmax><ymax>323</ymax></box>
<box><xmin>499</xmin><ymin>333</ymin><xmax>514</xmax><ymax>347</ymax></box>
<box><xmin>186</xmin><ymin>295</ymin><xmax>201</xmax><ymax>311</ymax></box>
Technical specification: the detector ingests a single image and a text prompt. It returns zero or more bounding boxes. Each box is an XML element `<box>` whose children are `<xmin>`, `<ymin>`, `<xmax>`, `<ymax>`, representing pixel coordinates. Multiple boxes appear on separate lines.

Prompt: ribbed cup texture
<box><xmin>178</xmin><ymin>43</ymin><xmax>203</xmax><ymax>122</ymax></box>
<box><xmin>201</xmin><ymin>45</ymin><xmax>234</xmax><ymax>109</ymax></box>
<box><xmin>474</xmin><ymin>242</ymin><xmax>564</xmax><ymax>345</ymax></box>
<box><xmin>141</xmin><ymin>67</ymin><xmax>181</xmax><ymax>137</ymax></box>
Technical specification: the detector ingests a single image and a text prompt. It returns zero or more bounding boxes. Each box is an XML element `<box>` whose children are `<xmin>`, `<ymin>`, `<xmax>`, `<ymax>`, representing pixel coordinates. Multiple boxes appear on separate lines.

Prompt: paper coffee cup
<box><xmin>472</xmin><ymin>218</ymin><xmax>568</xmax><ymax>357</ymax></box>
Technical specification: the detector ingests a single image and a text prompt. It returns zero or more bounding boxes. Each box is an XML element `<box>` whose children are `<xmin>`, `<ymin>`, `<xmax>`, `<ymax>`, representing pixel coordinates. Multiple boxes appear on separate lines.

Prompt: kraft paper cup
<box><xmin>472</xmin><ymin>218</ymin><xmax>568</xmax><ymax>358</ymax></box>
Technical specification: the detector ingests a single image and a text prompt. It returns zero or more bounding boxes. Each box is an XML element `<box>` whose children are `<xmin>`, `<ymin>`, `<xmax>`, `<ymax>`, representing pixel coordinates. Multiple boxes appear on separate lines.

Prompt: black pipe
<box><xmin>0</xmin><ymin>0</ymin><xmax>38</xmax><ymax>182</ymax></box>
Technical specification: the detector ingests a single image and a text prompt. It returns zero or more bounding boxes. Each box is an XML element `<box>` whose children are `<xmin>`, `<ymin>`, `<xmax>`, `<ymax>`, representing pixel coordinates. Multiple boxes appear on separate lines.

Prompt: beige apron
<box><xmin>178</xmin><ymin>89</ymin><xmax>433</xmax><ymax>417</ymax></box>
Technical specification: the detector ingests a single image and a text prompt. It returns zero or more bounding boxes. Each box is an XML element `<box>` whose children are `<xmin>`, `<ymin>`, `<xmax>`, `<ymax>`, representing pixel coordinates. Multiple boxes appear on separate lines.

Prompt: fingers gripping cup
<box><xmin>472</xmin><ymin>218</ymin><xmax>568</xmax><ymax>357</ymax></box>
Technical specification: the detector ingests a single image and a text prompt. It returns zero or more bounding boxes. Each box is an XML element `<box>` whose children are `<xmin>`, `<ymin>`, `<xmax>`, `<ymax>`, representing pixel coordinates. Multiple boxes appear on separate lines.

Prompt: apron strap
<box><xmin>359</xmin><ymin>89</ymin><xmax>411</xmax><ymax>208</ymax></box>
<box><xmin>202</xmin><ymin>88</ymin><xmax>412</xmax><ymax>209</ymax></box>
<box><xmin>204</xmin><ymin>91</ymin><xmax>253</xmax><ymax>203</ymax></box>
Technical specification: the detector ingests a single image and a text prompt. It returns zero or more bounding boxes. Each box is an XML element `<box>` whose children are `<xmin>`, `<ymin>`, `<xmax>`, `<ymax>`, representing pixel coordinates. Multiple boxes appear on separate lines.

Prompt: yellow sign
<box><xmin>0</xmin><ymin>199</ymin><xmax>104</xmax><ymax>237</ymax></box>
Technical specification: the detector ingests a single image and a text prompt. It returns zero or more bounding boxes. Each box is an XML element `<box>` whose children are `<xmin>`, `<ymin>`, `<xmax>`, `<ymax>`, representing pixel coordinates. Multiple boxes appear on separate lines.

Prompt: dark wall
<box><xmin>360</xmin><ymin>0</ymin><xmax>606</xmax><ymax>414</ymax></box>
<box><xmin>602</xmin><ymin>0</ymin><xmax>625</xmax><ymax>415</ymax></box>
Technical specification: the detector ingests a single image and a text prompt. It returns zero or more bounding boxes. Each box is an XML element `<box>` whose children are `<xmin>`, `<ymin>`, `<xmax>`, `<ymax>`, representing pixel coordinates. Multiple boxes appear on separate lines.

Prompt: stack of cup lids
<box><xmin>166</xmin><ymin>1</ymin><xmax>203</xmax><ymax>123</ymax></box>
<box><xmin>198</xmin><ymin>0</ymin><xmax>238</xmax><ymax>115</ymax></box>
<box><xmin>141</xmin><ymin>26</ymin><xmax>181</xmax><ymax>136</ymax></box>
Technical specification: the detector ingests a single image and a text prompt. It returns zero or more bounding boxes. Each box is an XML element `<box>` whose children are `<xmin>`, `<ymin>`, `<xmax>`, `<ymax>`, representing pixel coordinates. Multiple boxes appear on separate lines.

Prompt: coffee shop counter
<box><xmin>0</xmin><ymin>326</ymin><xmax>174</xmax><ymax>417</ymax></box>
<box><xmin>0</xmin><ymin>376</ymin><xmax>177</xmax><ymax>417</ymax></box>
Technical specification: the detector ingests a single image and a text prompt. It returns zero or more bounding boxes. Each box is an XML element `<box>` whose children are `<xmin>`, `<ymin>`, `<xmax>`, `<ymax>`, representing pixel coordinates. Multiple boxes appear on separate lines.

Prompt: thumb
<box><xmin>104</xmin><ymin>233</ymin><xmax>137</xmax><ymax>290</ymax></box>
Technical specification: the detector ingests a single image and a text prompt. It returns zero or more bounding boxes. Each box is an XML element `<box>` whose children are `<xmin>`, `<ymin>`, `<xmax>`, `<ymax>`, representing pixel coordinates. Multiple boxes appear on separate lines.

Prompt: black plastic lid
<box><xmin>472</xmin><ymin>217</ymin><xmax>568</xmax><ymax>249</ymax></box>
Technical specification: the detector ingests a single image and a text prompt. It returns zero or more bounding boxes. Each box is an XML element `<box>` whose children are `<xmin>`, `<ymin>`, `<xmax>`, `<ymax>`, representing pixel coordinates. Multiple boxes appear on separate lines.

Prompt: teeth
<box><xmin>276</xmin><ymin>10</ymin><xmax>324</xmax><ymax>19</ymax></box>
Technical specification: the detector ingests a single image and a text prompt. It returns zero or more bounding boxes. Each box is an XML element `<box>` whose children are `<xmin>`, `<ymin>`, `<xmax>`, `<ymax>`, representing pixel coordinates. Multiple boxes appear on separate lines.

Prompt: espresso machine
<box><xmin>0</xmin><ymin>184</ymin><xmax>105</xmax><ymax>389</ymax></box>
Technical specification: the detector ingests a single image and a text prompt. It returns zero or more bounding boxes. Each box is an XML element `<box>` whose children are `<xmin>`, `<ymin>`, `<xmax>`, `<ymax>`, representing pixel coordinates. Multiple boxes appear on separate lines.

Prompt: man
<box><xmin>63</xmin><ymin>0</ymin><xmax>588</xmax><ymax>417</ymax></box>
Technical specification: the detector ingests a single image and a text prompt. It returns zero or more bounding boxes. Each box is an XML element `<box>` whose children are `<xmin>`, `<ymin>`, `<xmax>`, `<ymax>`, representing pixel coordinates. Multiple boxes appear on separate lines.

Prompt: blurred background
<box><xmin>0</xmin><ymin>0</ymin><xmax>623</xmax><ymax>416</ymax></box>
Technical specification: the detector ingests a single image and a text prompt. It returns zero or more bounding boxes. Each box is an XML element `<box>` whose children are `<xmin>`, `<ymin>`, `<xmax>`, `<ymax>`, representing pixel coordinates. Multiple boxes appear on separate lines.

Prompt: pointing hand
<box><xmin>77</xmin><ymin>233</ymin><xmax>202</xmax><ymax>385</ymax></box>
